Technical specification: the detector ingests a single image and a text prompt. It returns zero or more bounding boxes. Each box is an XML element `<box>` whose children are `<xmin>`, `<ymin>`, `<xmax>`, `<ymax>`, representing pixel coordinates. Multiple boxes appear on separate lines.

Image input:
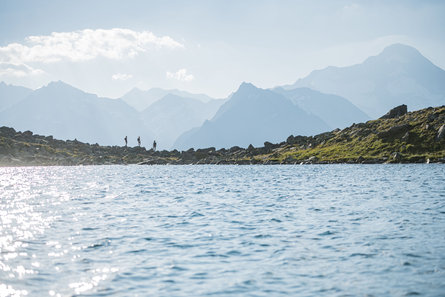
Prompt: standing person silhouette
<box><xmin>124</xmin><ymin>136</ymin><xmax>128</xmax><ymax>147</ymax></box>
<box><xmin>137</xmin><ymin>136</ymin><xmax>141</xmax><ymax>147</ymax></box>
<box><xmin>153</xmin><ymin>140</ymin><xmax>157</xmax><ymax>151</ymax></box>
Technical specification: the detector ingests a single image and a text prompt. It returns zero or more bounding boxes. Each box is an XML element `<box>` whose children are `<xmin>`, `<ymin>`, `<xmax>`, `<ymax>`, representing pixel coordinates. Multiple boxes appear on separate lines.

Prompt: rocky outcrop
<box><xmin>380</xmin><ymin>104</ymin><xmax>407</xmax><ymax>119</ymax></box>
<box><xmin>377</xmin><ymin>124</ymin><xmax>412</xmax><ymax>139</ymax></box>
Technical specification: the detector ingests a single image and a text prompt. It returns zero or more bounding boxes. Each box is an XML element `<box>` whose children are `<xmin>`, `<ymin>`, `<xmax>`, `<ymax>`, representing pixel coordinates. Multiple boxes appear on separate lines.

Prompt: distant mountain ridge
<box><xmin>0</xmin><ymin>81</ymin><xmax>225</xmax><ymax>149</ymax></box>
<box><xmin>0</xmin><ymin>82</ymin><xmax>32</xmax><ymax>112</ymax></box>
<box><xmin>122</xmin><ymin>87</ymin><xmax>216</xmax><ymax>111</ymax></box>
<box><xmin>140</xmin><ymin>94</ymin><xmax>225</xmax><ymax>149</ymax></box>
<box><xmin>174</xmin><ymin>82</ymin><xmax>330</xmax><ymax>149</ymax></box>
<box><xmin>286</xmin><ymin>43</ymin><xmax>445</xmax><ymax>117</ymax></box>
<box><xmin>0</xmin><ymin>81</ymin><xmax>154</xmax><ymax>146</ymax></box>
<box><xmin>273</xmin><ymin>87</ymin><xmax>369</xmax><ymax>129</ymax></box>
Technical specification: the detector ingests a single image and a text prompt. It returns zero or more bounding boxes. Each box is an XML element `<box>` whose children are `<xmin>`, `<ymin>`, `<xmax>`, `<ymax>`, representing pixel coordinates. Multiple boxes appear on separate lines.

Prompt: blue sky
<box><xmin>0</xmin><ymin>0</ymin><xmax>444</xmax><ymax>98</ymax></box>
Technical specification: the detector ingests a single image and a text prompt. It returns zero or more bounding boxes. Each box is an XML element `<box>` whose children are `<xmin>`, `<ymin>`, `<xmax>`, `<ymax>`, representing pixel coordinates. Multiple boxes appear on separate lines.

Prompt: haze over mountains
<box><xmin>140</xmin><ymin>94</ymin><xmax>224</xmax><ymax>149</ymax></box>
<box><xmin>0</xmin><ymin>81</ymin><xmax>153</xmax><ymax>146</ymax></box>
<box><xmin>0</xmin><ymin>44</ymin><xmax>444</xmax><ymax>150</ymax></box>
<box><xmin>122</xmin><ymin>87</ymin><xmax>215</xmax><ymax>112</ymax></box>
<box><xmin>174</xmin><ymin>83</ymin><xmax>330</xmax><ymax>149</ymax></box>
<box><xmin>273</xmin><ymin>87</ymin><xmax>369</xmax><ymax>130</ymax></box>
<box><xmin>287</xmin><ymin>44</ymin><xmax>445</xmax><ymax>118</ymax></box>
<box><xmin>0</xmin><ymin>82</ymin><xmax>32</xmax><ymax>112</ymax></box>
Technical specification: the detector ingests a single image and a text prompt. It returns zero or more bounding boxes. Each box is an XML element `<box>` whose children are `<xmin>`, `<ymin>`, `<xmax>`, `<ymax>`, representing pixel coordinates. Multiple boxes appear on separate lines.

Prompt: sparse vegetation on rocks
<box><xmin>1</xmin><ymin>105</ymin><xmax>444</xmax><ymax>166</ymax></box>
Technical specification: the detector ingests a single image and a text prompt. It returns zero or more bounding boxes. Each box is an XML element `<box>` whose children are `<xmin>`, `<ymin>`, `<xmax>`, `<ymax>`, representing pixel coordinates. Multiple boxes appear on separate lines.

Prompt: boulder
<box><xmin>314</xmin><ymin>131</ymin><xmax>334</xmax><ymax>143</ymax></box>
<box><xmin>229</xmin><ymin>146</ymin><xmax>242</xmax><ymax>153</ymax></box>
<box><xmin>286</xmin><ymin>135</ymin><xmax>308</xmax><ymax>145</ymax></box>
<box><xmin>307</xmin><ymin>156</ymin><xmax>318</xmax><ymax>163</ymax></box>
<box><xmin>196</xmin><ymin>147</ymin><xmax>216</xmax><ymax>154</ymax></box>
<box><xmin>377</xmin><ymin>124</ymin><xmax>411</xmax><ymax>139</ymax></box>
<box><xmin>380</xmin><ymin>104</ymin><xmax>408</xmax><ymax>119</ymax></box>
<box><xmin>391</xmin><ymin>152</ymin><xmax>402</xmax><ymax>162</ymax></box>
<box><xmin>437</xmin><ymin>125</ymin><xmax>445</xmax><ymax>141</ymax></box>
<box><xmin>264</xmin><ymin>141</ymin><xmax>274</xmax><ymax>149</ymax></box>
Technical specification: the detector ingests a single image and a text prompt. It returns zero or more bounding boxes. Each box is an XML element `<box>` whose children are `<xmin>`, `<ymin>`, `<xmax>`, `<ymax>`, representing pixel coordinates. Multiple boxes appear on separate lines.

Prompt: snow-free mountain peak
<box><xmin>376</xmin><ymin>43</ymin><xmax>423</xmax><ymax>60</ymax></box>
<box><xmin>174</xmin><ymin>82</ymin><xmax>329</xmax><ymax>150</ymax></box>
<box><xmin>122</xmin><ymin>87</ymin><xmax>216</xmax><ymax>111</ymax></box>
<box><xmin>288</xmin><ymin>43</ymin><xmax>445</xmax><ymax>117</ymax></box>
<box><xmin>0</xmin><ymin>81</ymin><xmax>153</xmax><ymax>145</ymax></box>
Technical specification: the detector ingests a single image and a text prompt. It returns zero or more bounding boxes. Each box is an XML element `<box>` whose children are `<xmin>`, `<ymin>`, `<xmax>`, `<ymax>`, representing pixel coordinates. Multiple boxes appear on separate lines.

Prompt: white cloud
<box><xmin>166</xmin><ymin>68</ymin><xmax>194</xmax><ymax>82</ymax></box>
<box><xmin>0</xmin><ymin>28</ymin><xmax>184</xmax><ymax>65</ymax></box>
<box><xmin>112</xmin><ymin>73</ymin><xmax>133</xmax><ymax>81</ymax></box>
<box><xmin>0</xmin><ymin>63</ymin><xmax>45</xmax><ymax>77</ymax></box>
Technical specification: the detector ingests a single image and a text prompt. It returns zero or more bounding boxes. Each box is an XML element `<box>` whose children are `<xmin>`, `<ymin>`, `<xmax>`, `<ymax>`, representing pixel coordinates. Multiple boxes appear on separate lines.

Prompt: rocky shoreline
<box><xmin>1</xmin><ymin>105</ymin><xmax>444</xmax><ymax>166</ymax></box>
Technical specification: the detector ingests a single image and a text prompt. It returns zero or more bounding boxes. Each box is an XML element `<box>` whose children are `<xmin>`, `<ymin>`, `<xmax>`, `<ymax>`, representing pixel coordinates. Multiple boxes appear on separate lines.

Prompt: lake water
<box><xmin>0</xmin><ymin>165</ymin><xmax>444</xmax><ymax>296</ymax></box>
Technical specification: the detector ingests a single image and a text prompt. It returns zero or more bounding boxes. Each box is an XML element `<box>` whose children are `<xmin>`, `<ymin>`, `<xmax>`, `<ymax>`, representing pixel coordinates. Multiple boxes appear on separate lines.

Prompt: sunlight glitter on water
<box><xmin>0</xmin><ymin>165</ymin><xmax>444</xmax><ymax>296</ymax></box>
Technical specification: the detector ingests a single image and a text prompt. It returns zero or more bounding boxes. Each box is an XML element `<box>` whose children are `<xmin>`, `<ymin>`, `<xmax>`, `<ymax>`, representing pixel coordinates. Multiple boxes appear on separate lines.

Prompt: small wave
<box><xmin>253</xmin><ymin>234</ymin><xmax>272</xmax><ymax>238</ymax></box>
<box><xmin>350</xmin><ymin>253</ymin><xmax>376</xmax><ymax>258</ymax></box>
<box><xmin>318</xmin><ymin>231</ymin><xmax>336</xmax><ymax>236</ymax></box>
<box><xmin>226</xmin><ymin>250</ymin><xmax>242</xmax><ymax>256</ymax></box>
<box><xmin>404</xmin><ymin>253</ymin><xmax>422</xmax><ymax>258</ymax></box>
<box><xmin>405</xmin><ymin>292</ymin><xmax>421</xmax><ymax>296</ymax></box>
<box><xmin>190</xmin><ymin>211</ymin><xmax>204</xmax><ymax>217</ymax></box>
<box><xmin>126</xmin><ymin>249</ymin><xmax>148</xmax><ymax>254</ymax></box>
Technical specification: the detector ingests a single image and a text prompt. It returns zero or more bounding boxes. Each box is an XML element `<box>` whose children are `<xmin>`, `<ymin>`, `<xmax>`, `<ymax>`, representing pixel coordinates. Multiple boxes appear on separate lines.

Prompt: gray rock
<box><xmin>427</xmin><ymin>113</ymin><xmax>438</xmax><ymax>122</ymax></box>
<box><xmin>437</xmin><ymin>125</ymin><xmax>445</xmax><ymax>140</ymax></box>
<box><xmin>380</xmin><ymin>104</ymin><xmax>408</xmax><ymax>119</ymax></box>
<box><xmin>308</xmin><ymin>156</ymin><xmax>318</xmax><ymax>163</ymax></box>
<box><xmin>377</xmin><ymin>124</ymin><xmax>411</xmax><ymax>139</ymax></box>
<box><xmin>391</xmin><ymin>152</ymin><xmax>402</xmax><ymax>162</ymax></box>
<box><xmin>401</xmin><ymin>132</ymin><xmax>410</xmax><ymax>142</ymax></box>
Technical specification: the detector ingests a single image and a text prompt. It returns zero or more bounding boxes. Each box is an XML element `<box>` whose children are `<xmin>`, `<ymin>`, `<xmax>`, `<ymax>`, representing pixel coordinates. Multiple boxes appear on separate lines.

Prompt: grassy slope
<box><xmin>254</xmin><ymin>106</ymin><xmax>445</xmax><ymax>163</ymax></box>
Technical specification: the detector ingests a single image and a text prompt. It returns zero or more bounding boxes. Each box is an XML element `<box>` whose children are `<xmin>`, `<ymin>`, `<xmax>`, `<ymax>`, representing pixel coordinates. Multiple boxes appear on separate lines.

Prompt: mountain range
<box><xmin>287</xmin><ymin>43</ymin><xmax>445</xmax><ymax>118</ymax></box>
<box><xmin>0</xmin><ymin>43</ymin><xmax>444</xmax><ymax>150</ymax></box>
<box><xmin>0</xmin><ymin>81</ymin><xmax>153</xmax><ymax>146</ymax></box>
<box><xmin>122</xmin><ymin>87</ymin><xmax>215</xmax><ymax>112</ymax></box>
<box><xmin>175</xmin><ymin>83</ymin><xmax>331</xmax><ymax>149</ymax></box>
<box><xmin>0</xmin><ymin>82</ymin><xmax>32</xmax><ymax>112</ymax></box>
<box><xmin>140</xmin><ymin>94</ymin><xmax>224</xmax><ymax>149</ymax></box>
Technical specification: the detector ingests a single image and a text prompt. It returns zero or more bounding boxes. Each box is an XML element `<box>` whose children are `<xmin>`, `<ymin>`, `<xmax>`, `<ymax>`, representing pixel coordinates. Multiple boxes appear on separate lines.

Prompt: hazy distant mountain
<box><xmin>173</xmin><ymin>82</ymin><xmax>329</xmax><ymax>150</ymax></box>
<box><xmin>0</xmin><ymin>81</ymin><xmax>153</xmax><ymax>146</ymax></box>
<box><xmin>0</xmin><ymin>82</ymin><xmax>33</xmax><ymax>112</ymax></box>
<box><xmin>273</xmin><ymin>87</ymin><xmax>369</xmax><ymax>129</ymax></box>
<box><xmin>140</xmin><ymin>94</ymin><xmax>225</xmax><ymax>149</ymax></box>
<box><xmin>287</xmin><ymin>44</ymin><xmax>445</xmax><ymax>118</ymax></box>
<box><xmin>122</xmin><ymin>87</ymin><xmax>215</xmax><ymax>111</ymax></box>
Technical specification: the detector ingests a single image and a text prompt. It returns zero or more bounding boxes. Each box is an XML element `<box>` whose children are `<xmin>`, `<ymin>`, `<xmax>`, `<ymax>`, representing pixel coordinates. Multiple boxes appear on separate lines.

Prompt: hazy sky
<box><xmin>0</xmin><ymin>0</ymin><xmax>444</xmax><ymax>98</ymax></box>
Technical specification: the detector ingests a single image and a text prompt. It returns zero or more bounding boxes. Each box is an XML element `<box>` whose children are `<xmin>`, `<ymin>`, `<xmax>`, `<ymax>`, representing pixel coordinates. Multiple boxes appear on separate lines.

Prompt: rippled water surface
<box><xmin>0</xmin><ymin>165</ymin><xmax>444</xmax><ymax>296</ymax></box>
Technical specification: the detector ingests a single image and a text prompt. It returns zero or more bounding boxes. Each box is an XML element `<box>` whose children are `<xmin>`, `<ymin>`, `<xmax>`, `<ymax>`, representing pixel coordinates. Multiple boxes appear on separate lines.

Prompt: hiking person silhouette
<box><xmin>137</xmin><ymin>136</ymin><xmax>141</xmax><ymax>147</ymax></box>
<box><xmin>124</xmin><ymin>136</ymin><xmax>127</xmax><ymax>147</ymax></box>
<box><xmin>153</xmin><ymin>140</ymin><xmax>157</xmax><ymax>151</ymax></box>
